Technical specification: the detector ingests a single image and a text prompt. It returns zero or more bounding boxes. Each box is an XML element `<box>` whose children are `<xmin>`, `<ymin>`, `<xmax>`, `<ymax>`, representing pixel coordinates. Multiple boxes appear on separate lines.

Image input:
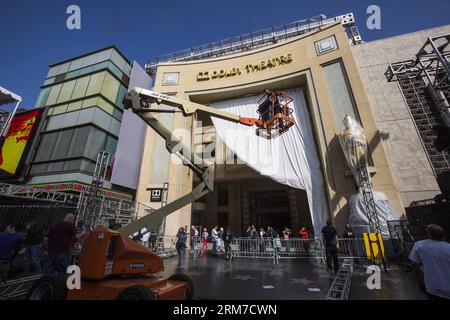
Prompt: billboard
<box><xmin>0</xmin><ymin>108</ymin><xmax>43</xmax><ymax>177</ymax></box>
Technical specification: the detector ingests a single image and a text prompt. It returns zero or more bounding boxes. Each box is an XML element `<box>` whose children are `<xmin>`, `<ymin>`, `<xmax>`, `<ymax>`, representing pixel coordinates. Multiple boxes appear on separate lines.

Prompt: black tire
<box><xmin>116</xmin><ymin>285</ymin><xmax>154</xmax><ymax>300</ymax></box>
<box><xmin>168</xmin><ymin>273</ymin><xmax>194</xmax><ymax>300</ymax></box>
<box><xmin>27</xmin><ymin>275</ymin><xmax>68</xmax><ymax>300</ymax></box>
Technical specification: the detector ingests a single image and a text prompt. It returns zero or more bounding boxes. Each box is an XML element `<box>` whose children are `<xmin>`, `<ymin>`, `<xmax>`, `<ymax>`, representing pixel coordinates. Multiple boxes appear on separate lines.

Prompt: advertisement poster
<box><xmin>0</xmin><ymin>108</ymin><xmax>42</xmax><ymax>176</ymax></box>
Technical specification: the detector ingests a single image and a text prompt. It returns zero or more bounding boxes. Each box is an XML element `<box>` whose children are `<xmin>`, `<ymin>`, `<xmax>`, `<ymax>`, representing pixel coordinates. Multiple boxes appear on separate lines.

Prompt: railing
<box><xmin>229</xmin><ymin>237</ymin><xmax>369</xmax><ymax>263</ymax></box>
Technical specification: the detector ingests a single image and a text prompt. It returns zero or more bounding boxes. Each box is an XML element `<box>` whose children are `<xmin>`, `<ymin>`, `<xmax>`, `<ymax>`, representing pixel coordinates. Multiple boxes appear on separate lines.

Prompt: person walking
<box><xmin>201</xmin><ymin>228</ymin><xmax>209</xmax><ymax>255</ymax></box>
<box><xmin>190</xmin><ymin>225</ymin><xmax>198</xmax><ymax>251</ymax></box>
<box><xmin>223</xmin><ymin>227</ymin><xmax>233</xmax><ymax>260</ymax></box>
<box><xmin>211</xmin><ymin>226</ymin><xmax>219</xmax><ymax>253</ymax></box>
<box><xmin>218</xmin><ymin>227</ymin><xmax>225</xmax><ymax>253</ymax></box>
<box><xmin>283</xmin><ymin>227</ymin><xmax>291</xmax><ymax>254</ymax></box>
<box><xmin>0</xmin><ymin>224</ymin><xmax>24</xmax><ymax>282</ymax></box>
<box><xmin>409</xmin><ymin>224</ymin><xmax>450</xmax><ymax>300</ymax></box>
<box><xmin>140</xmin><ymin>227</ymin><xmax>150</xmax><ymax>248</ymax></box>
<box><xmin>23</xmin><ymin>220</ymin><xmax>45</xmax><ymax>273</ymax></box>
<box><xmin>321</xmin><ymin>219</ymin><xmax>339</xmax><ymax>273</ymax></box>
<box><xmin>176</xmin><ymin>227</ymin><xmax>187</xmax><ymax>258</ymax></box>
<box><xmin>45</xmin><ymin>213</ymin><xmax>79</xmax><ymax>275</ymax></box>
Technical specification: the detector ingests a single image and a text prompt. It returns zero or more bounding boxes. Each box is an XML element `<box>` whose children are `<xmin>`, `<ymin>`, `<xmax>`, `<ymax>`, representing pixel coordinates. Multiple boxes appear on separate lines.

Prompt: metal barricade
<box><xmin>230</xmin><ymin>238</ymin><xmax>277</xmax><ymax>262</ymax></box>
<box><xmin>230</xmin><ymin>237</ymin><xmax>326</xmax><ymax>263</ymax></box>
<box><xmin>277</xmin><ymin>237</ymin><xmax>324</xmax><ymax>259</ymax></box>
<box><xmin>335</xmin><ymin>238</ymin><xmax>367</xmax><ymax>260</ymax></box>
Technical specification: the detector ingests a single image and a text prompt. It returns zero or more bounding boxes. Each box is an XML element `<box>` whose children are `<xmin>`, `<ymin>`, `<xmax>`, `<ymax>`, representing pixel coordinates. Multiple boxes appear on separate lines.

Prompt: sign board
<box><xmin>150</xmin><ymin>188</ymin><xmax>163</xmax><ymax>202</ymax></box>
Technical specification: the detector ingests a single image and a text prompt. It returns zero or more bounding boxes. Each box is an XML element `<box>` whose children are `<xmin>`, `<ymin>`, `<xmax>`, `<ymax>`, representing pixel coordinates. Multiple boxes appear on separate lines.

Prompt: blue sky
<box><xmin>0</xmin><ymin>0</ymin><xmax>449</xmax><ymax>107</ymax></box>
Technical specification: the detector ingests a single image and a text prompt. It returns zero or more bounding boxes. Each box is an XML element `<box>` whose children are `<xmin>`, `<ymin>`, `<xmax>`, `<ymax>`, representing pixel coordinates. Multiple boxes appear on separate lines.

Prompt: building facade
<box><xmin>28</xmin><ymin>46</ymin><xmax>132</xmax><ymax>200</ymax></box>
<box><xmin>135</xmin><ymin>21</ymin><xmax>411</xmax><ymax>236</ymax></box>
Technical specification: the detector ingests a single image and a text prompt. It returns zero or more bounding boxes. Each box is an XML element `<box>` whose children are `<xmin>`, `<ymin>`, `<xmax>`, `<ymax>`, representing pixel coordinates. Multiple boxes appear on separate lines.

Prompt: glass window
<box><xmin>47</xmin><ymin>161</ymin><xmax>64</xmax><ymax>172</ymax></box>
<box><xmin>69</xmin><ymin>58</ymin><xmax>84</xmax><ymax>71</ymax></box>
<box><xmin>105</xmin><ymin>136</ymin><xmax>118</xmax><ymax>161</ymax></box>
<box><xmin>110</xmin><ymin>49</ymin><xmax>126</xmax><ymax>72</ymax></box>
<box><xmin>113</xmin><ymin>108</ymin><xmax>123</xmax><ymax>121</ymax></box>
<box><xmin>66</xmin><ymin>69</ymin><xmax>81</xmax><ymax>79</ymax></box>
<box><xmin>115</xmin><ymin>84</ymin><xmax>127</xmax><ymax>108</ymax></box>
<box><xmin>43</xmin><ymin>77</ymin><xmax>55</xmax><ymax>86</ymax></box>
<box><xmin>51</xmin><ymin>130</ymin><xmax>74</xmax><ymax>160</ymax></box>
<box><xmin>95</xmin><ymin>49</ymin><xmax>112</xmax><ymax>64</ymax></box>
<box><xmin>68</xmin><ymin>126</ymin><xmax>90</xmax><ymax>157</ymax></box>
<box><xmin>97</xmin><ymin>97</ymin><xmax>114</xmax><ymax>115</ymax></box>
<box><xmin>35</xmin><ymin>132</ymin><xmax>59</xmax><ymax>162</ymax></box>
<box><xmin>52</xmin><ymin>104</ymin><xmax>68</xmax><ymax>115</ymax></box>
<box><xmin>85</xmin><ymin>72</ymin><xmax>105</xmax><ymax>96</ymax></box>
<box><xmin>82</xmin><ymin>97</ymin><xmax>98</xmax><ymax>109</ymax></box>
<box><xmin>34</xmin><ymin>87</ymin><xmax>51</xmax><ymax>108</ymax></box>
<box><xmin>67</xmin><ymin>100</ymin><xmax>83</xmax><ymax>112</ymax></box>
<box><xmin>93</xmin><ymin>61</ymin><xmax>108</xmax><ymax>72</ymax></box>
<box><xmin>71</xmin><ymin>76</ymin><xmax>90</xmax><ymax>100</ymax></box>
<box><xmin>30</xmin><ymin>163</ymin><xmax>48</xmax><ymax>175</ymax></box>
<box><xmin>63</xmin><ymin>159</ymin><xmax>82</xmax><ymax>171</ymax></box>
<box><xmin>81</xmin><ymin>53</ymin><xmax>98</xmax><ymax>68</ymax></box>
<box><xmin>45</xmin><ymin>84</ymin><xmax>62</xmax><ymax>105</ymax></box>
<box><xmin>81</xmin><ymin>159</ymin><xmax>95</xmax><ymax>174</ymax></box>
<box><xmin>56</xmin><ymin>62</ymin><xmax>71</xmax><ymax>75</ymax></box>
<box><xmin>101</xmin><ymin>72</ymin><xmax>120</xmax><ymax>103</ymax></box>
<box><xmin>84</xmin><ymin>128</ymin><xmax>107</xmax><ymax>160</ymax></box>
<box><xmin>57</xmin><ymin>80</ymin><xmax>76</xmax><ymax>103</ymax></box>
<box><xmin>47</xmin><ymin>66</ymin><xmax>59</xmax><ymax>78</ymax></box>
<box><xmin>322</xmin><ymin>60</ymin><xmax>360</xmax><ymax>129</ymax></box>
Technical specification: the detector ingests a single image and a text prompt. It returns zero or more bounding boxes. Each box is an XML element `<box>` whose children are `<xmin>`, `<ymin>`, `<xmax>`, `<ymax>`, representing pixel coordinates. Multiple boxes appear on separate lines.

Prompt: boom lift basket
<box><xmin>255</xmin><ymin>90</ymin><xmax>295</xmax><ymax>139</ymax></box>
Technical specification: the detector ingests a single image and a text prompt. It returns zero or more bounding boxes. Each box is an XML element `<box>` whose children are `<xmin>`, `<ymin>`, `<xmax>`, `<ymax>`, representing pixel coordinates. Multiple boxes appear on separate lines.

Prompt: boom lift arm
<box><xmin>119</xmin><ymin>88</ymin><xmax>262</xmax><ymax>237</ymax></box>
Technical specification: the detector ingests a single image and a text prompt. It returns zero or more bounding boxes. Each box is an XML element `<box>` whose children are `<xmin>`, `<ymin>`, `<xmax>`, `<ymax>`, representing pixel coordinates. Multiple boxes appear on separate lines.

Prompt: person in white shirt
<box><xmin>140</xmin><ymin>227</ymin><xmax>150</xmax><ymax>249</ymax></box>
<box><xmin>211</xmin><ymin>226</ymin><xmax>219</xmax><ymax>252</ymax></box>
<box><xmin>409</xmin><ymin>224</ymin><xmax>450</xmax><ymax>300</ymax></box>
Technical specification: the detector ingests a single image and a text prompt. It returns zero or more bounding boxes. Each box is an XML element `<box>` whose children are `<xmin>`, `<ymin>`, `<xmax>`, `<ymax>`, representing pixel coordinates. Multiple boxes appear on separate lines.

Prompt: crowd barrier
<box><xmin>229</xmin><ymin>237</ymin><xmax>370</xmax><ymax>263</ymax></box>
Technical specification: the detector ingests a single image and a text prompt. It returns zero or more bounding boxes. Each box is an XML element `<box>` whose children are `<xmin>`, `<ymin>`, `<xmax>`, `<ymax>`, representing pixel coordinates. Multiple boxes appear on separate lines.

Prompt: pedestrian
<box><xmin>201</xmin><ymin>228</ymin><xmax>209</xmax><ymax>254</ymax></box>
<box><xmin>0</xmin><ymin>224</ymin><xmax>24</xmax><ymax>282</ymax></box>
<box><xmin>218</xmin><ymin>227</ymin><xmax>225</xmax><ymax>252</ymax></box>
<box><xmin>409</xmin><ymin>224</ymin><xmax>450</xmax><ymax>300</ymax></box>
<box><xmin>176</xmin><ymin>227</ymin><xmax>187</xmax><ymax>258</ymax></box>
<box><xmin>321</xmin><ymin>219</ymin><xmax>339</xmax><ymax>273</ymax></box>
<box><xmin>140</xmin><ymin>227</ymin><xmax>150</xmax><ymax>248</ymax></box>
<box><xmin>45</xmin><ymin>213</ymin><xmax>79</xmax><ymax>275</ymax></box>
<box><xmin>190</xmin><ymin>225</ymin><xmax>198</xmax><ymax>251</ymax></box>
<box><xmin>23</xmin><ymin>220</ymin><xmax>45</xmax><ymax>273</ymax></box>
<box><xmin>283</xmin><ymin>227</ymin><xmax>291</xmax><ymax>253</ymax></box>
<box><xmin>223</xmin><ymin>227</ymin><xmax>233</xmax><ymax>259</ymax></box>
<box><xmin>211</xmin><ymin>226</ymin><xmax>219</xmax><ymax>253</ymax></box>
<box><xmin>299</xmin><ymin>226</ymin><xmax>310</xmax><ymax>254</ymax></box>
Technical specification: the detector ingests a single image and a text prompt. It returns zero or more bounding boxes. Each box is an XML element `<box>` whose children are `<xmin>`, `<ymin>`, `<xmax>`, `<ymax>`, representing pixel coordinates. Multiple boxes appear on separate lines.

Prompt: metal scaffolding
<box><xmin>386</xmin><ymin>35</ymin><xmax>450</xmax><ymax>176</ymax></box>
<box><xmin>145</xmin><ymin>13</ymin><xmax>362</xmax><ymax>77</ymax></box>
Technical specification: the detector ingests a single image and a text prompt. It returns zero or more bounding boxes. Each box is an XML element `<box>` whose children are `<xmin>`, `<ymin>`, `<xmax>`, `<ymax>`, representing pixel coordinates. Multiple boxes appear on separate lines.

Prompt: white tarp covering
<box><xmin>349</xmin><ymin>191</ymin><xmax>398</xmax><ymax>238</ymax></box>
<box><xmin>210</xmin><ymin>88</ymin><xmax>328</xmax><ymax>234</ymax></box>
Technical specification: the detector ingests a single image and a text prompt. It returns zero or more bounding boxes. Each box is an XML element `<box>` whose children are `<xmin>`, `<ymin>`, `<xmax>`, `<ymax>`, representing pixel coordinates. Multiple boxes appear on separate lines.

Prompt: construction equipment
<box><xmin>119</xmin><ymin>87</ymin><xmax>295</xmax><ymax>236</ymax></box>
<box><xmin>28</xmin><ymin>226</ymin><xmax>193</xmax><ymax>300</ymax></box>
<box><xmin>27</xmin><ymin>88</ymin><xmax>295</xmax><ymax>300</ymax></box>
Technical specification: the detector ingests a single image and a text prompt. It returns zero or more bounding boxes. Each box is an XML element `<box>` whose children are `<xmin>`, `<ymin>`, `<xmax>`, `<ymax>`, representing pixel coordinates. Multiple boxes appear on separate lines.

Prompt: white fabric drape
<box><xmin>210</xmin><ymin>89</ymin><xmax>328</xmax><ymax>234</ymax></box>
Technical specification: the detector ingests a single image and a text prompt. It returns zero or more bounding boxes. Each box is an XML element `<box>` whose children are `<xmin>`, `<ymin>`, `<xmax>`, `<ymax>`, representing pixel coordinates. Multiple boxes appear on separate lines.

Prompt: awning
<box><xmin>0</xmin><ymin>87</ymin><xmax>22</xmax><ymax>106</ymax></box>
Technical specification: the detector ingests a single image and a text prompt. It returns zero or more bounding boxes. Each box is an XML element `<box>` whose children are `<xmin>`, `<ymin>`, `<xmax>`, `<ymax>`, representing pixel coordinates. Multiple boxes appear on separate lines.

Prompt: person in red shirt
<box><xmin>44</xmin><ymin>214</ymin><xmax>79</xmax><ymax>275</ymax></box>
<box><xmin>299</xmin><ymin>226</ymin><xmax>310</xmax><ymax>254</ymax></box>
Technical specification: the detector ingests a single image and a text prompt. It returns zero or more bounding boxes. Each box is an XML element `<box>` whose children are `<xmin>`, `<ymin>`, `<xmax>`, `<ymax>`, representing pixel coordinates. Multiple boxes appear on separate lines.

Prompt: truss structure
<box><xmin>0</xmin><ymin>182</ymin><xmax>78</xmax><ymax>204</ymax></box>
<box><xmin>386</xmin><ymin>34</ymin><xmax>450</xmax><ymax>175</ymax></box>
